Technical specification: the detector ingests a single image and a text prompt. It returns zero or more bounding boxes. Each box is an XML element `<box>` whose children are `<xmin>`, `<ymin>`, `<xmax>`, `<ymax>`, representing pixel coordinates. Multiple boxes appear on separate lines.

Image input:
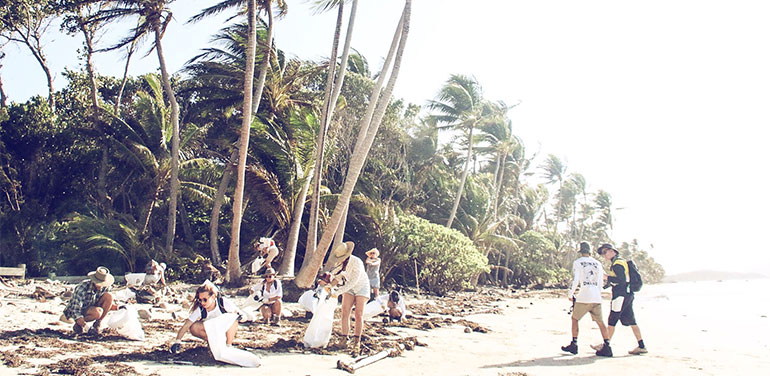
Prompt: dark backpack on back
<box><xmin>627</xmin><ymin>260</ymin><xmax>643</xmax><ymax>293</ymax></box>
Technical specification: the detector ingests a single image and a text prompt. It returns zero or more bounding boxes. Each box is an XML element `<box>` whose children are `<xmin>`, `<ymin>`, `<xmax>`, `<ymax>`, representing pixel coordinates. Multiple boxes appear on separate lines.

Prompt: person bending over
<box><xmin>63</xmin><ymin>266</ymin><xmax>116</xmax><ymax>336</ymax></box>
<box><xmin>253</xmin><ymin>267</ymin><xmax>283</xmax><ymax>326</ymax></box>
<box><xmin>170</xmin><ymin>281</ymin><xmax>245</xmax><ymax>349</ymax></box>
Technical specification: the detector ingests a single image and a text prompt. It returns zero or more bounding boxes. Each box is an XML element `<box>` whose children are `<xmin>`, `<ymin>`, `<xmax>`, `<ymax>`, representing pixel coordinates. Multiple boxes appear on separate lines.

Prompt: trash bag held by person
<box><xmin>168</xmin><ymin>280</ymin><xmax>247</xmax><ymax>349</ymax></box>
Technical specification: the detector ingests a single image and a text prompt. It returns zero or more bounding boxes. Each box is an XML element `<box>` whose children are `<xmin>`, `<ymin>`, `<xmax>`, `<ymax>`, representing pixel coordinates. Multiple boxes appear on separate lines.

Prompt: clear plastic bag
<box><xmin>363</xmin><ymin>295</ymin><xmax>387</xmax><ymax>320</ymax></box>
<box><xmin>124</xmin><ymin>273</ymin><xmax>146</xmax><ymax>287</ymax></box>
<box><xmin>105</xmin><ymin>306</ymin><xmax>145</xmax><ymax>341</ymax></box>
<box><xmin>302</xmin><ymin>290</ymin><xmax>337</xmax><ymax>348</ymax></box>
<box><xmin>297</xmin><ymin>290</ymin><xmax>319</xmax><ymax>313</ymax></box>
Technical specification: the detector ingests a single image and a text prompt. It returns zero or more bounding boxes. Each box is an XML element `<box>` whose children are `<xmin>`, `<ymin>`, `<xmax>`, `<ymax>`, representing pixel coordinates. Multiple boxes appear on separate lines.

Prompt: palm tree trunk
<box><xmin>227</xmin><ymin>1</ymin><xmax>273</xmax><ymax>283</ymax></box>
<box><xmin>295</xmin><ymin>0</ymin><xmax>410</xmax><ymax>287</ymax></box>
<box><xmin>154</xmin><ymin>26</ymin><xmax>181</xmax><ymax>256</ymax></box>
<box><xmin>0</xmin><ymin>74</ymin><xmax>6</xmax><ymax>107</ymax></box>
<box><xmin>490</xmin><ymin>151</ymin><xmax>502</xmax><ymax>219</ymax></box>
<box><xmin>114</xmin><ymin>40</ymin><xmax>137</xmax><ymax>116</ymax></box>
<box><xmin>210</xmin><ymin>150</ymin><xmax>237</xmax><ymax>266</ymax></box>
<box><xmin>446</xmin><ymin>123</ymin><xmax>475</xmax><ymax>228</ymax></box>
<box><xmin>178</xmin><ymin>196</ymin><xmax>195</xmax><ymax>246</ymax></box>
<box><xmin>278</xmin><ymin>165</ymin><xmax>312</xmax><ymax>276</ymax></box>
<box><xmin>306</xmin><ymin>1</ymin><xmax>346</xmax><ymax>257</ymax></box>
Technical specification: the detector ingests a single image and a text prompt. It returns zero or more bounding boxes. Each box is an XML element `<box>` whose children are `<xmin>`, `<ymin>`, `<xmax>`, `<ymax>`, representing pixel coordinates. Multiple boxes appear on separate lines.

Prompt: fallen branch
<box><xmin>336</xmin><ymin>346</ymin><xmax>402</xmax><ymax>374</ymax></box>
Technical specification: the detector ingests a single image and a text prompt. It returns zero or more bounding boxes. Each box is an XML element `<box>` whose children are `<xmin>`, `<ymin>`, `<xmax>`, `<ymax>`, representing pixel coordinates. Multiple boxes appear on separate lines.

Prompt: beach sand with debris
<box><xmin>1</xmin><ymin>278</ymin><xmax>768</xmax><ymax>376</ymax></box>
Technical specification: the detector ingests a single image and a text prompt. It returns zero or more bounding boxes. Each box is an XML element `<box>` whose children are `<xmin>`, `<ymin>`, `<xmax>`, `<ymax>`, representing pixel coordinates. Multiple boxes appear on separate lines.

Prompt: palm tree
<box><xmin>93</xmin><ymin>0</ymin><xmax>182</xmax><ymax>255</ymax></box>
<box><xmin>304</xmin><ymin>0</ymin><xmax>358</xmax><ymax>276</ymax></box>
<box><xmin>295</xmin><ymin>0</ymin><xmax>411</xmax><ymax>287</ymax></box>
<box><xmin>539</xmin><ymin>154</ymin><xmax>568</xmax><ymax>233</ymax></box>
<box><xmin>427</xmin><ymin>74</ymin><xmax>494</xmax><ymax>228</ymax></box>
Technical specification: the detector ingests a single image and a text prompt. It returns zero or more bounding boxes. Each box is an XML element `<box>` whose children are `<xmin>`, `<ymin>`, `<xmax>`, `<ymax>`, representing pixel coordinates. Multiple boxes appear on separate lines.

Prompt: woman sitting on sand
<box><xmin>320</xmin><ymin>241</ymin><xmax>370</xmax><ymax>356</ymax></box>
<box><xmin>169</xmin><ymin>281</ymin><xmax>245</xmax><ymax>349</ymax></box>
<box><xmin>252</xmin><ymin>267</ymin><xmax>283</xmax><ymax>326</ymax></box>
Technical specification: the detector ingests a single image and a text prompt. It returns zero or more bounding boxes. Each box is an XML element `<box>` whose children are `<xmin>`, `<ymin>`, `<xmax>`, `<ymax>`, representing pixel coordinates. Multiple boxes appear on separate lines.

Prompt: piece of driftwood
<box><xmin>336</xmin><ymin>346</ymin><xmax>402</xmax><ymax>374</ymax></box>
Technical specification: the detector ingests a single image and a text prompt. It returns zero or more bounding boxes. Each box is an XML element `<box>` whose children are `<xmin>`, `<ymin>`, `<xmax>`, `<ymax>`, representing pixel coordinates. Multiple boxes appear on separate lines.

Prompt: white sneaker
<box><xmin>629</xmin><ymin>346</ymin><xmax>648</xmax><ymax>355</ymax></box>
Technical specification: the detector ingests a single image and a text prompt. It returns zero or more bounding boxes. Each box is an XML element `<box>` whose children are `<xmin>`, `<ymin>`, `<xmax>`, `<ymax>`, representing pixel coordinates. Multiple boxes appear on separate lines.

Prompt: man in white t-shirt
<box><xmin>561</xmin><ymin>242</ymin><xmax>613</xmax><ymax>357</ymax></box>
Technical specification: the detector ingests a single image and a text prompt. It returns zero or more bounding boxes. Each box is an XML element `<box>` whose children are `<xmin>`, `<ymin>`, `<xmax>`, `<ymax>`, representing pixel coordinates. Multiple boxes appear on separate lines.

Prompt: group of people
<box><xmin>562</xmin><ymin>242</ymin><xmax>647</xmax><ymax>357</ymax></box>
<box><xmin>61</xmin><ymin>239</ymin><xmax>405</xmax><ymax>358</ymax></box>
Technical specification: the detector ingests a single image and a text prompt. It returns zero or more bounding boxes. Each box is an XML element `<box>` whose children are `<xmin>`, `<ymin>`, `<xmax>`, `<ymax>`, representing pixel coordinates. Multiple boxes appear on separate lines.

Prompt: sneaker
<box><xmin>628</xmin><ymin>346</ymin><xmax>648</xmax><ymax>355</ymax></box>
<box><xmin>560</xmin><ymin>342</ymin><xmax>578</xmax><ymax>355</ymax></box>
<box><xmin>88</xmin><ymin>320</ymin><xmax>101</xmax><ymax>335</ymax></box>
<box><xmin>351</xmin><ymin>337</ymin><xmax>361</xmax><ymax>357</ymax></box>
<box><xmin>73</xmin><ymin>322</ymin><xmax>84</xmax><ymax>334</ymax></box>
<box><xmin>596</xmin><ymin>344</ymin><xmax>613</xmax><ymax>357</ymax></box>
<box><xmin>590</xmin><ymin>343</ymin><xmax>603</xmax><ymax>351</ymax></box>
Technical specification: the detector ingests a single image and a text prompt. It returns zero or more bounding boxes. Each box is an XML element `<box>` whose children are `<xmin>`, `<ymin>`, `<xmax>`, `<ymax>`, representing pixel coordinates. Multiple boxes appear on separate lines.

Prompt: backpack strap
<box><xmin>612</xmin><ymin>259</ymin><xmax>630</xmax><ymax>282</ymax></box>
<box><xmin>218</xmin><ymin>296</ymin><xmax>227</xmax><ymax>314</ymax></box>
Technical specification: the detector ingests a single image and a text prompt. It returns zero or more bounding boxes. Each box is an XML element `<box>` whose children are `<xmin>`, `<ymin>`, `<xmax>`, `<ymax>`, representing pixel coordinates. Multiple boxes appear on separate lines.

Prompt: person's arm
<box><xmin>174</xmin><ymin>320</ymin><xmax>194</xmax><ymax>341</ymax></box>
<box><xmin>334</xmin><ymin>259</ymin><xmax>363</xmax><ymax>296</ymax></box>
<box><xmin>567</xmin><ymin>261</ymin><xmax>580</xmax><ymax>300</ymax></box>
<box><xmin>607</xmin><ymin>263</ymin><xmax>626</xmax><ymax>284</ymax></box>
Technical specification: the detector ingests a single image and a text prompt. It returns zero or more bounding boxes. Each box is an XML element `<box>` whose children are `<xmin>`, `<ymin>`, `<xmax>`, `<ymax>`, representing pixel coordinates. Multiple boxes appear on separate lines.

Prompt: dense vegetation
<box><xmin>0</xmin><ymin>0</ymin><xmax>663</xmax><ymax>293</ymax></box>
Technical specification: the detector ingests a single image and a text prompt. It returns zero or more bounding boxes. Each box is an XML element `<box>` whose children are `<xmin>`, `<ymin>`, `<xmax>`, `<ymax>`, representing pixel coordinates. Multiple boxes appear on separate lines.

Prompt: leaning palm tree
<box><xmin>295</xmin><ymin>0</ymin><xmax>411</xmax><ymax>287</ymax></box>
<box><xmin>428</xmin><ymin>74</ymin><xmax>495</xmax><ymax>228</ymax></box>
<box><xmin>189</xmin><ymin>0</ymin><xmax>287</xmax><ymax>283</ymax></box>
<box><xmin>302</xmin><ymin>0</ymin><xmax>358</xmax><ymax>276</ymax></box>
<box><xmin>93</xmin><ymin>0</ymin><xmax>181</xmax><ymax>255</ymax></box>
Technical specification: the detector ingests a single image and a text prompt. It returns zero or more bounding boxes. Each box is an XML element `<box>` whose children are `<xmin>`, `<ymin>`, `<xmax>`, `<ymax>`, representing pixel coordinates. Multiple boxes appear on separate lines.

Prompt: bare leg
<box><xmin>260</xmin><ymin>305</ymin><xmax>272</xmax><ymax>321</ymax></box>
<box><xmin>594</xmin><ymin>318</ymin><xmax>609</xmax><ymax>340</ymax></box>
<box><xmin>340</xmin><ymin>294</ymin><xmax>354</xmax><ymax>337</ymax></box>
<box><xmin>225</xmin><ymin>319</ymin><xmax>238</xmax><ymax>345</ymax></box>
<box><xmin>607</xmin><ymin>325</ymin><xmax>616</xmax><ymax>341</ymax></box>
<box><xmin>353</xmin><ymin>295</ymin><xmax>367</xmax><ymax>337</ymax></box>
<box><xmin>631</xmin><ymin>325</ymin><xmax>643</xmax><ymax>341</ymax></box>
<box><xmin>571</xmin><ymin>318</ymin><xmax>579</xmax><ymax>338</ymax></box>
<box><xmin>271</xmin><ymin>300</ymin><xmax>282</xmax><ymax>318</ymax></box>
<box><xmin>372</xmin><ymin>288</ymin><xmax>379</xmax><ymax>298</ymax></box>
<box><xmin>83</xmin><ymin>306</ymin><xmax>104</xmax><ymax>322</ymax></box>
<box><xmin>189</xmin><ymin>321</ymin><xmax>208</xmax><ymax>342</ymax></box>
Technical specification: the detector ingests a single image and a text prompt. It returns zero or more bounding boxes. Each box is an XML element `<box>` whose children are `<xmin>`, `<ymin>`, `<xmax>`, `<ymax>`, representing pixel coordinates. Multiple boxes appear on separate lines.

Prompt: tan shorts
<box><xmin>572</xmin><ymin>302</ymin><xmax>603</xmax><ymax>321</ymax></box>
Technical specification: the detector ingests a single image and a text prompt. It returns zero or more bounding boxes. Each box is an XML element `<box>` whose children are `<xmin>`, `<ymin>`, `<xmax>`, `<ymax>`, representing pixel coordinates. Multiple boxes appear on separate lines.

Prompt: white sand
<box><xmin>2</xmin><ymin>279</ymin><xmax>769</xmax><ymax>376</ymax></box>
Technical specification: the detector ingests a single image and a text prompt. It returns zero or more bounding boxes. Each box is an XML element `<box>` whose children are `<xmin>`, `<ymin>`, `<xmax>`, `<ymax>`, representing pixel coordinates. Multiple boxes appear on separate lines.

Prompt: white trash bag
<box><xmin>297</xmin><ymin>290</ymin><xmax>319</xmax><ymax>314</ymax></box>
<box><xmin>203</xmin><ymin>313</ymin><xmax>260</xmax><ymax>367</ymax></box>
<box><xmin>302</xmin><ymin>290</ymin><xmax>337</xmax><ymax>348</ymax></box>
<box><xmin>105</xmin><ymin>306</ymin><xmax>145</xmax><ymax>341</ymax></box>
<box><xmin>250</xmin><ymin>257</ymin><xmax>266</xmax><ymax>275</ymax></box>
<box><xmin>124</xmin><ymin>273</ymin><xmax>146</xmax><ymax>287</ymax></box>
<box><xmin>111</xmin><ymin>288</ymin><xmax>136</xmax><ymax>302</ymax></box>
<box><xmin>363</xmin><ymin>295</ymin><xmax>388</xmax><ymax>320</ymax></box>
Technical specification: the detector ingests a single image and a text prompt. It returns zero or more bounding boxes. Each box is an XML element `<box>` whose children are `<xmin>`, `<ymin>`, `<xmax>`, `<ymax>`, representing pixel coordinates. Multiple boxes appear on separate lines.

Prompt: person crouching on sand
<box><xmin>385</xmin><ymin>289</ymin><xmax>407</xmax><ymax>323</ymax></box>
<box><xmin>321</xmin><ymin>241</ymin><xmax>370</xmax><ymax>356</ymax></box>
<box><xmin>62</xmin><ymin>266</ymin><xmax>117</xmax><ymax>336</ymax></box>
<box><xmin>561</xmin><ymin>242</ymin><xmax>612</xmax><ymax>357</ymax></box>
<box><xmin>169</xmin><ymin>281</ymin><xmax>245</xmax><ymax>349</ymax></box>
<box><xmin>253</xmin><ymin>267</ymin><xmax>283</xmax><ymax>326</ymax></box>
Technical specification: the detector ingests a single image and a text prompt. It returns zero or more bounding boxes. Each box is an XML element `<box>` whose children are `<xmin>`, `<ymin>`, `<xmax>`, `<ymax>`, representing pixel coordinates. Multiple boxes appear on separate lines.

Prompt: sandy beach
<box><xmin>1</xmin><ymin>278</ymin><xmax>768</xmax><ymax>376</ymax></box>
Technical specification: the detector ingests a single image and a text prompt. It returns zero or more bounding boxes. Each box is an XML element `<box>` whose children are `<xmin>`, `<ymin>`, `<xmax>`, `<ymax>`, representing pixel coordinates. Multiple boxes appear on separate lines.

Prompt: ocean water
<box><xmin>636</xmin><ymin>278</ymin><xmax>770</xmax><ymax>350</ymax></box>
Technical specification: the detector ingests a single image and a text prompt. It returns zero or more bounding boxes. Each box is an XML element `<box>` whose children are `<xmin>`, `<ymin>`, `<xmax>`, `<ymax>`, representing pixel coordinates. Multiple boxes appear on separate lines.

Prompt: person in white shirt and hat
<box><xmin>144</xmin><ymin>259</ymin><xmax>167</xmax><ymax>286</ymax></box>
<box><xmin>320</xmin><ymin>241</ymin><xmax>369</xmax><ymax>356</ymax></box>
<box><xmin>62</xmin><ymin>266</ymin><xmax>117</xmax><ymax>336</ymax></box>
<box><xmin>251</xmin><ymin>237</ymin><xmax>280</xmax><ymax>274</ymax></box>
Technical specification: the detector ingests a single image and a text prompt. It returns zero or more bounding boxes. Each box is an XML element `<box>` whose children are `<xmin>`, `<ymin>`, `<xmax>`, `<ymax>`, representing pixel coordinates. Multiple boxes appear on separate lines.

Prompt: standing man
<box><xmin>596</xmin><ymin>243</ymin><xmax>648</xmax><ymax>355</ymax></box>
<box><xmin>62</xmin><ymin>266</ymin><xmax>116</xmax><ymax>336</ymax></box>
<box><xmin>561</xmin><ymin>242</ymin><xmax>613</xmax><ymax>357</ymax></box>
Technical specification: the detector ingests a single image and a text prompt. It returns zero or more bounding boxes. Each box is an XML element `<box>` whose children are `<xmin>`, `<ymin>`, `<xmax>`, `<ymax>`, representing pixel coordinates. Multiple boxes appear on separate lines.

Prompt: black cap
<box><xmin>579</xmin><ymin>242</ymin><xmax>591</xmax><ymax>254</ymax></box>
<box><xmin>597</xmin><ymin>243</ymin><xmax>617</xmax><ymax>255</ymax></box>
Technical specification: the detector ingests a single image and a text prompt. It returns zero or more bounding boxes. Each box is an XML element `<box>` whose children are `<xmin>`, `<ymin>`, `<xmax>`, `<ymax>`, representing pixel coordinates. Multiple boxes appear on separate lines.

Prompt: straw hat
<box><xmin>323</xmin><ymin>241</ymin><xmax>355</xmax><ymax>272</ymax></box>
<box><xmin>88</xmin><ymin>266</ymin><xmax>114</xmax><ymax>288</ymax></box>
<box><xmin>366</xmin><ymin>248</ymin><xmax>380</xmax><ymax>258</ymax></box>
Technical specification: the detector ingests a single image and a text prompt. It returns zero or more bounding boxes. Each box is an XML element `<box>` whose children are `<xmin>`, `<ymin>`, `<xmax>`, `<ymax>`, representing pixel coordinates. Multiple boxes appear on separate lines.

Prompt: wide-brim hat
<box><xmin>88</xmin><ymin>266</ymin><xmax>114</xmax><ymax>288</ymax></box>
<box><xmin>366</xmin><ymin>248</ymin><xmax>380</xmax><ymax>258</ymax></box>
<box><xmin>263</xmin><ymin>267</ymin><xmax>276</xmax><ymax>277</ymax></box>
<box><xmin>323</xmin><ymin>241</ymin><xmax>355</xmax><ymax>272</ymax></box>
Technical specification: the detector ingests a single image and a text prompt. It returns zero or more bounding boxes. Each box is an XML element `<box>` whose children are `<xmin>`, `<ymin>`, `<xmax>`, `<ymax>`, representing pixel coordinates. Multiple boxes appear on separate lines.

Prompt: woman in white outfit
<box><xmin>322</xmin><ymin>241</ymin><xmax>369</xmax><ymax>355</ymax></box>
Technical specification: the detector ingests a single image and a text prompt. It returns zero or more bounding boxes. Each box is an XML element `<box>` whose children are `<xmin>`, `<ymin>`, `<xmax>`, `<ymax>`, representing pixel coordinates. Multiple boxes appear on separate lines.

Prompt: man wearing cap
<box><xmin>62</xmin><ymin>266</ymin><xmax>116</xmax><ymax>335</ymax></box>
<box><xmin>596</xmin><ymin>243</ymin><xmax>648</xmax><ymax>355</ymax></box>
<box><xmin>561</xmin><ymin>242</ymin><xmax>612</xmax><ymax>357</ymax></box>
<box><xmin>321</xmin><ymin>241</ymin><xmax>369</xmax><ymax>356</ymax></box>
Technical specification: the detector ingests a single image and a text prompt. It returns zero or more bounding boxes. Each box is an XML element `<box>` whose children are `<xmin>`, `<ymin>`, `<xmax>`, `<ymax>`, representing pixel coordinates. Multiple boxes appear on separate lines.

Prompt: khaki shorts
<box><xmin>572</xmin><ymin>302</ymin><xmax>603</xmax><ymax>322</ymax></box>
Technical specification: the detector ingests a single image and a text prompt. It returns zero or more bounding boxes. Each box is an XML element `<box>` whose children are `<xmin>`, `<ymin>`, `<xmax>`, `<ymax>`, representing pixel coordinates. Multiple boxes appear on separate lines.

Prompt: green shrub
<box><xmin>383</xmin><ymin>214</ymin><xmax>489</xmax><ymax>294</ymax></box>
<box><xmin>510</xmin><ymin>231</ymin><xmax>570</xmax><ymax>286</ymax></box>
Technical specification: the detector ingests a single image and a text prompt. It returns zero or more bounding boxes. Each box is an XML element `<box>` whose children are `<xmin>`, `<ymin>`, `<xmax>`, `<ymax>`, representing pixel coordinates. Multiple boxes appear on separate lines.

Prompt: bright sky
<box><xmin>3</xmin><ymin>0</ymin><xmax>769</xmax><ymax>275</ymax></box>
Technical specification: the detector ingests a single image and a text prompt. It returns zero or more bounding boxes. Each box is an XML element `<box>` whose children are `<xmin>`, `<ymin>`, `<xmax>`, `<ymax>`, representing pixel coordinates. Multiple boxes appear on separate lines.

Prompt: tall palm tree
<box><xmin>427</xmin><ymin>74</ymin><xmax>493</xmax><ymax>228</ymax></box>
<box><xmin>304</xmin><ymin>0</ymin><xmax>358</xmax><ymax>276</ymax></box>
<box><xmin>295</xmin><ymin>0</ymin><xmax>411</xmax><ymax>287</ymax></box>
<box><xmin>93</xmin><ymin>0</ymin><xmax>181</xmax><ymax>255</ymax></box>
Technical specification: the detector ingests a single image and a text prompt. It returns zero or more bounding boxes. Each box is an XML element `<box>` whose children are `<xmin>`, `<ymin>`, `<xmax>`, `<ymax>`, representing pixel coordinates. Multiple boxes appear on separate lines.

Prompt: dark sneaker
<box><xmin>561</xmin><ymin>342</ymin><xmax>578</xmax><ymax>355</ymax></box>
<box><xmin>73</xmin><ymin>322</ymin><xmax>84</xmax><ymax>334</ymax></box>
<box><xmin>88</xmin><ymin>320</ymin><xmax>101</xmax><ymax>335</ymax></box>
<box><xmin>596</xmin><ymin>344</ymin><xmax>613</xmax><ymax>357</ymax></box>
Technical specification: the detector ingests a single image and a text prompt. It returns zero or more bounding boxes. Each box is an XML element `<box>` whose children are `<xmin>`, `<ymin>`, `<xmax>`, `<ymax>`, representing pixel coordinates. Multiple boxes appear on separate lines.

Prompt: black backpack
<box><xmin>627</xmin><ymin>260</ymin><xmax>643</xmax><ymax>293</ymax></box>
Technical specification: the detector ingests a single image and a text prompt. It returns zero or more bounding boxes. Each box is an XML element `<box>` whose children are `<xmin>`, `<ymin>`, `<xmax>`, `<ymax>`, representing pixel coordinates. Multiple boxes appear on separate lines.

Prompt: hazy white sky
<box><xmin>3</xmin><ymin>0</ymin><xmax>769</xmax><ymax>275</ymax></box>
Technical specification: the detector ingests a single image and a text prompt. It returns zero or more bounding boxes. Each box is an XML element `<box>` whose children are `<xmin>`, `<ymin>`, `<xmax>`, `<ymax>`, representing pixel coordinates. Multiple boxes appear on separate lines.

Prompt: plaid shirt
<box><xmin>63</xmin><ymin>280</ymin><xmax>108</xmax><ymax>320</ymax></box>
